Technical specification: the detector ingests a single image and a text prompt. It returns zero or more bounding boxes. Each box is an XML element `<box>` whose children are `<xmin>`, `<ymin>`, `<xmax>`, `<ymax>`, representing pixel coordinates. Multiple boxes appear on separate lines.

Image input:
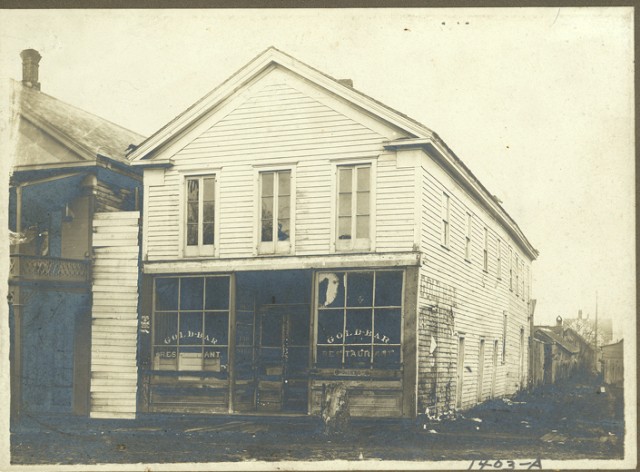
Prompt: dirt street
<box><xmin>10</xmin><ymin>374</ymin><xmax>623</xmax><ymax>465</ymax></box>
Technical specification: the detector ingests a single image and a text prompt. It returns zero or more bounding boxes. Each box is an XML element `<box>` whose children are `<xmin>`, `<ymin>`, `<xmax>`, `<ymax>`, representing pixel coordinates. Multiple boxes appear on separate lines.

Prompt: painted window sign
<box><xmin>152</xmin><ymin>275</ymin><xmax>230</xmax><ymax>372</ymax></box>
<box><xmin>316</xmin><ymin>270</ymin><xmax>403</xmax><ymax>369</ymax></box>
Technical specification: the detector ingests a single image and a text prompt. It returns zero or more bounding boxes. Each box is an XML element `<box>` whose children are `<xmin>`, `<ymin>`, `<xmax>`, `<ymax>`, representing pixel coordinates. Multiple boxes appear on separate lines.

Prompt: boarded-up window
<box><xmin>316</xmin><ymin>270</ymin><xmax>403</xmax><ymax>369</ymax></box>
<box><xmin>152</xmin><ymin>276</ymin><xmax>230</xmax><ymax>372</ymax></box>
<box><xmin>336</xmin><ymin>164</ymin><xmax>371</xmax><ymax>251</ymax></box>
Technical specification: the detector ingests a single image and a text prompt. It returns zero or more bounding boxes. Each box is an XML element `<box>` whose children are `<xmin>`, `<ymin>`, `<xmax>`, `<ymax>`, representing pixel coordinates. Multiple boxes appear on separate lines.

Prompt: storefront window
<box><xmin>316</xmin><ymin>270</ymin><xmax>403</xmax><ymax>369</ymax></box>
<box><xmin>152</xmin><ymin>276</ymin><xmax>230</xmax><ymax>372</ymax></box>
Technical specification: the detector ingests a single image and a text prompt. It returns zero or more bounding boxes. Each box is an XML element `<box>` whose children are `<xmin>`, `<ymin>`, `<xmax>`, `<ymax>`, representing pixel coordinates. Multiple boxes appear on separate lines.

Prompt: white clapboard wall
<box><xmin>90</xmin><ymin>211</ymin><xmax>140</xmax><ymax>419</ymax></box>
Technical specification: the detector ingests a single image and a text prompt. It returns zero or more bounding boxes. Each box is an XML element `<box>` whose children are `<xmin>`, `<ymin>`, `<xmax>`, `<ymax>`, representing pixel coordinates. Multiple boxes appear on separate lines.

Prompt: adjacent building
<box><xmin>118</xmin><ymin>47</ymin><xmax>538</xmax><ymax>419</ymax></box>
<box><xmin>7</xmin><ymin>50</ymin><xmax>143</xmax><ymax>416</ymax></box>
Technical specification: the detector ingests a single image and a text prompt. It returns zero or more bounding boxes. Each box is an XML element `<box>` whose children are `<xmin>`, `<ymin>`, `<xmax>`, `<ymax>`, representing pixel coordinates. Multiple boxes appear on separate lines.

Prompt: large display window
<box><xmin>316</xmin><ymin>270</ymin><xmax>403</xmax><ymax>369</ymax></box>
<box><xmin>152</xmin><ymin>276</ymin><xmax>230</xmax><ymax>372</ymax></box>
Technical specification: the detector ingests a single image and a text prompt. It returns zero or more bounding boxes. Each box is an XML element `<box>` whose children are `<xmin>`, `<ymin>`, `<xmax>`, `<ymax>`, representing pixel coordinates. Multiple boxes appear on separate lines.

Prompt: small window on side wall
<box><xmin>336</xmin><ymin>164</ymin><xmax>371</xmax><ymax>251</ymax></box>
<box><xmin>184</xmin><ymin>175</ymin><xmax>216</xmax><ymax>257</ymax></box>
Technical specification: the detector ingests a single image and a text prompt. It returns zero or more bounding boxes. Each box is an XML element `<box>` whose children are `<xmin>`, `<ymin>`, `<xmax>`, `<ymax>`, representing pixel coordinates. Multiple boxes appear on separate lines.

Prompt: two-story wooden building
<box><xmin>126</xmin><ymin>47</ymin><xmax>537</xmax><ymax>419</ymax></box>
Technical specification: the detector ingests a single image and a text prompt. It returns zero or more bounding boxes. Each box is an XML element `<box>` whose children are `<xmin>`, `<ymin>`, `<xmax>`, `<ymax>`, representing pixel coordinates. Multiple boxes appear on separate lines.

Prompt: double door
<box><xmin>256</xmin><ymin>307</ymin><xmax>310</xmax><ymax>412</ymax></box>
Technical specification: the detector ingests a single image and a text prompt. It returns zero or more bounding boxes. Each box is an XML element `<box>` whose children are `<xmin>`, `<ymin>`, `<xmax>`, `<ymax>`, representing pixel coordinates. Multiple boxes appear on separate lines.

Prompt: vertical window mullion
<box><xmin>351</xmin><ymin>168</ymin><xmax>357</xmax><ymax>246</ymax></box>
<box><xmin>273</xmin><ymin>173</ymin><xmax>279</xmax><ymax>244</ymax></box>
<box><xmin>342</xmin><ymin>274</ymin><xmax>348</xmax><ymax>365</ymax></box>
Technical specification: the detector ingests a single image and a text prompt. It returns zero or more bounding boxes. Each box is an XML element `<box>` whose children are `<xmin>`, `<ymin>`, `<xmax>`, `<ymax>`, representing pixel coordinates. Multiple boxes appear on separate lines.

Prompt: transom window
<box><xmin>259</xmin><ymin>170</ymin><xmax>291</xmax><ymax>254</ymax></box>
<box><xmin>336</xmin><ymin>164</ymin><xmax>371</xmax><ymax>251</ymax></box>
<box><xmin>185</xmin><ymin>175</ymin><xmax>216</xmax><ymax>256</ymax></box>
<box><xmin>152</xmin><ymin>276</ymin><xmax>230</xmax><ymax>373</ymax></box>
<box><xmin>316</xmin><ymin>270</ymin><xmax>403</xmax><ymax>369</ymax></box>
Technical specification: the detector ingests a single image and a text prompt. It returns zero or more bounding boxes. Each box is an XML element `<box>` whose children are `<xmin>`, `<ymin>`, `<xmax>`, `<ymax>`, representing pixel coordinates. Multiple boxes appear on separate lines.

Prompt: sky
<box><xmin>0</xmin><ymin>8</ymin><xmax>634</xmax><ymax>337</ymax></box>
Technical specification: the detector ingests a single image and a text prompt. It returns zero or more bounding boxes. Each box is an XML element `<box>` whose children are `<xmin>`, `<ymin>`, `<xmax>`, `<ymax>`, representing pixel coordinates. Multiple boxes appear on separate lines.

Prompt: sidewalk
<box><xmin>10</xmin><ymin>374</ymin><xmax>624</xmax><ymax>464</ymax></box>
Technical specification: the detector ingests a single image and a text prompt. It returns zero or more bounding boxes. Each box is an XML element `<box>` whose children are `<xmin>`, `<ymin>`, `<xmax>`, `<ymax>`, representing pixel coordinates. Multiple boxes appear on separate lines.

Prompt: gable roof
<box><xmin>128</xmin><ymin>47</ymin><xmax>538</xmax><ymax>260</ymax></box>
<box><xmin>14</xmin><ymin>79</ymin><xmax>145</xmax><ymax>169</ymax></box>
<box><xmin>534</xmin><ymin>326</ymin><xmax>580</xmax><ymax>354</ymax></box>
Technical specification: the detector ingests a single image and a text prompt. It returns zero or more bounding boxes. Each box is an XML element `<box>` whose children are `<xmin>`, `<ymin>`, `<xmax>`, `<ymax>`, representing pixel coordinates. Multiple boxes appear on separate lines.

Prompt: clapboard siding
<box><xmin>145</xmin><ymin>69</ymin><xmax>412</xmax><ymax>261</ymax></box>
<box><xmin>90</xmin><ymin>211</ymin><xmax>140</xmax><ymax>419</ymax></box>
<box><xmin>416</xmin><ymin>158</ymin><xmax>532</xmax><ymax>413</ymax></box>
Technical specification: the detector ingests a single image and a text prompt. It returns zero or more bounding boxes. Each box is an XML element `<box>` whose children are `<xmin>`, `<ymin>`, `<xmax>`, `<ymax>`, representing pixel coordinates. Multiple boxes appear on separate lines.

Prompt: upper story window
<box><xmin>259</xmin><ymin>170</ymin><xmax>292</xmax><ymax>254</ymax></box>
<box><xmin>509</xmin><ymin>247</ymin><xmax>513</xmax><ymax>291</ymax></box>
<box><xmin>336</xmin><ymin>164</ymin><xmax>371</xmax><ymax>251</ymax></box>
<box><xmin>483</xmin><ymin>227</ymin><xmax>489</xmax><ymax>272</ymax></box>
<box><xmin>515</xmin><ymin>254</ymin><xmax>520</xmax><ymax>296</ymax></box>
<box><xmin>185</xmin><ymin>175</ymin><xmax>216</xmax><ymax>257</ymax></box>
<box><xmin>441</xmin><ymin>192</ymin><xmax>450</xmax><ymax>247</ymax></box>
<box><xmin>496</xmin><ymin>238</ymin><xmax>502</xmax><ymax>279</ymax></box>
<box><xmin>465</xmin><ymin>213</ymin><xmax>472</xmax><ymax>261</ymax></box>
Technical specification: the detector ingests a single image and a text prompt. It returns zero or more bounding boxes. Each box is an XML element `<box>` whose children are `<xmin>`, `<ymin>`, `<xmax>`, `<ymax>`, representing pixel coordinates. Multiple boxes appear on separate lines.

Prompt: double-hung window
<box><xmin>465</xmin><ymin>213</ymin><xmax>472</xmax><ymax>261</ymax></box>
<box><xmin>184</xmin><ymin>175</ymin><xmax>216</xmax><ymax>257</ymax></box>
<box><xmin>336</xmin><ymin>164</ymin><xmax>371</xmax><ymax>251</ymax></box>
<box><xmin>441</xmin><ymin>193</ymin><xmax>450</xmax><ymax>247</ymax></box>
<box><xmin>259</xmin><ymin>170</ymin><xmax>292</xmax><ymax>254</ymax></box>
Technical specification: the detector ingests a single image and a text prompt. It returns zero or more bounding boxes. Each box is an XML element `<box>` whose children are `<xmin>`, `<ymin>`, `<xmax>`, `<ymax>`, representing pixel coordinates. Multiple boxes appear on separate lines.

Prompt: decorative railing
<box><xmin>9</xmin><ymin>254</ymin><xmax>91</xmax><ymax>284</ymax></box>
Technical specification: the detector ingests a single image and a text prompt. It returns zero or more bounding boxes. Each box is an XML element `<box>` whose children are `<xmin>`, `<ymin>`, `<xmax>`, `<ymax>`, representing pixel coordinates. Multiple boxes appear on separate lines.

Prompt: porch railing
<box><xmin>9</xmin><ymin>254</ymin><xmax>91</xmax><ymax>284</ymax></box>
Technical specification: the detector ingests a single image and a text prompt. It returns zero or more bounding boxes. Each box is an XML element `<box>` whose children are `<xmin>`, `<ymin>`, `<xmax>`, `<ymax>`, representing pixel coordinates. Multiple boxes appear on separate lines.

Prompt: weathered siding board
<box><xmin>90</xmin><ymin>211</ymin><xmax>140</xmax><ymax>419</ymax></box>
<box><xmin>145</xmin><ymin>70</ymin><xmax>408</xmax><ymax>261</ymax></box>
<box><xmin>417</xmin><ymin>158</ymin><xmax>532</xmax><ymax>413</ymax></box>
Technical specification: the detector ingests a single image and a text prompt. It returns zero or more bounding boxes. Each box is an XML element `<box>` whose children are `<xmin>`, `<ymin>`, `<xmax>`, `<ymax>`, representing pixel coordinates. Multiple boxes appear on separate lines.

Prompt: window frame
<box><xmin>314</xmin><ymin>269</ymin><xmax>404</xmax><ymax>370</ymax></box>
<box><xmin>441</xmin><ymin>192</ymin><xmax>450</xmax><ymax>248</ymax></box>
<box><xmin>509</xmin><ymin>247</ymin><xmax>513</xmax><ymax>291</ymax></box>
<box><xmin>151</xmin><ymin>275</ymin><xmax>232</xmax><ymax>373</ymax></box>
<box><xmin>332</xmin><ymin>160</ymin><xmax>376</xmax><ymax>252</ymax></box>
<box><xmin>483</xmin><ymin>227</ymin><xmax>489</xmax><ymax>272</ymax></box>
<box><xmin>182</xmin><ymin>172</ymin><xmax>219</xmax><ymax>258</ymax></box>
<box><xmin>496</xmin><ymin>238</ymin><xmax>502</xmax><ymax>280</ymax></box>
<box><xmin>465</xmin><ymin>212</ymin><xmax>472</xmax><ymax>262</ymax></box>
<box><xmin>256</xmin><ymin>167</ymin><xmax>295</xmax><ymax>255</ymax></box>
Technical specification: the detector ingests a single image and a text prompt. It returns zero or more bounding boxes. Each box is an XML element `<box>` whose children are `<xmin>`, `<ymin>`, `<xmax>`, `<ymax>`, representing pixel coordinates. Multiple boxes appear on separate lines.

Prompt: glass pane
<box><xmin>374</xmin><ymin>308</ymin><xmax>401</xmax><ymax>345</ymax></box>
<box><xmin>153</xmin><ymin>347</ymin><xmax>177</xmax><ymax>371</ymax></box>
<box><xmin>357</xmin><ymin>192</ymin><xmax>369</xmax><ymax>214</ymax></box>
<box><xmin>155</xmin><ymin>278</ymin><xmax>178</xmax><ymax>311</ymax></box>
<box><xmin>338</xmin><ymin>217</ymin><xmax>351</xmax><ymax>240</ymax></box>
<box><xmin>278</xmin><ymin>171</ymin><xmax>291</xmax><ymax>196</ymax></box>
<box><xmin>205</xmin><ymin>276</ymin><xmax>230</xmax><ymax>310</ymax></box>
<box><xmin>261</xmin><ymin>172</ymin><xmax>274</xmax><ymax>197</ymax></box>
<box><xmin>356</xmin><ymin>215</ymin><xmax>369</xmax><ymax>239</ymax></box>
<box><xmin>261</xmin><ymin>314</ymin><xmax>283</xmax><ymax>348</ymax></box>
<box><xmin>262</xmin><ymin>196</ymin><xmax>273</xmax><ymax>218</ymax></box>
<box><xmin>317</xmin><ymin>272</ymin><xmax>345</xmax><ymax>308</ymax></box>
<box><xmin>338</xmin><ymin>193</ymin><xmax>352</xmax><ymax>217</ymax></box>
<box><xmin>204</xmin><ymin>347</ymin><xmax>228</xmax><ymax>373</ymax></box>
<box><xmin>262</xmin><ymin>218</ymin><xmax>273</xmax><ymax>242</ymax></box>
<box><xmin>187</xmin><ymin>224</ymin><xmax>198</xmax><ymax>246</ymax></box>
<box><xmin>180</xmin><ymin>277</ymin><xmax>204</xmax><ymax>310</ymax></box>
<box><xmin>317</xmin><ymin>346</ymin><xmax>342</xmax><ymax>367</ymax></box>
<box><xmin>187</xmin><ymin>179</ymin><xmax>199</xmax><ymax>201</ymax></box>
<box><xmin>203</xmin><ymin>202</ymin><xmax>215</xmax><ymax>222</ymax></box>
<box><xmin>278</xmin><ymin>197</ymin><xmax>290</xmax><ymax>219</ymax></box>
<box><xmin>187</xmin><ymin>202</ymin><xmax>199</xmax><ymax>224</ymax></box>
<box><xmin>203</xmin><ymin>177</ymin><xmax>215</xmax><ymax>201</ymax></box>
<box><xmin>347</xmin><ymin>272</ymin><xmax>373</xmax><ymax>307</ymax></box>
<box><xmin>345</xmin><ymin>309</ymin><xmax>373</xmax><ymax>344</ymax></box>
<box><xmin>317</xmin><ymin>309</ymin><xmax>344</xmax><ymax>345</ymax></box>
<box><xmin>205</xmin><ymin>312</ymin><xmax>229</xmax><ymax>346</ymax></box>
<box><xmin>338</xmin><ymin>167</ymin><xmax>352</xmax><ymax>193</ymax></box>
<box><xmin>202</xmin><ymin>223</ymin><xmax>214</xmax><ymax>245</ymax></box>
<box><xmin>154</xmin><ymin>312</ymin><xmax>178</xmax><ymax>345</ymax></box>
<box><xmin>344</xmin><ymin>346</ymin><xmax>372</xmax><ymax>368</ymax></box>
<box><xmin>357</xmin><ymin>166</ymin><xmax>370</xmax><ymax>191</ymax></box>
<box><xmin>373</xmin><ymin>346</ymin><xmax>400</xmax><ymax>367</ymax></box>
<box><xmin>179</xmin><ymin>312</ymin><xmax>203</xmax><ymax>346</ymax></box>
<box><xmin>375</xmin><ymin>271</ymin><xmax>403</xmax><ymax>307</ymax></box>
<box><xmin>277</xmin><ymin>218</ymin><xmax>290</xmax><ymax>241</ymax></box>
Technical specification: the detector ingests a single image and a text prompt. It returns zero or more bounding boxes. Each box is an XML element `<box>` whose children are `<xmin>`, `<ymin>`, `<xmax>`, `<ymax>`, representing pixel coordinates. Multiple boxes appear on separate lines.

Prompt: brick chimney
<box><xmin>20</xmin><ymin>49</ymin><xmax>42</xmax><ymax>90</ymax></box>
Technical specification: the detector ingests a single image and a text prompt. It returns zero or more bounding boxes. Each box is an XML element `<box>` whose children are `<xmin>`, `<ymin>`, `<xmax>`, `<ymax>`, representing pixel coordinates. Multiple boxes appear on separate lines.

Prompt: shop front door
<box><xmin>256</xmin><ymin>305</ymin><xmax>310</xmax><ymax>412</ymax></box>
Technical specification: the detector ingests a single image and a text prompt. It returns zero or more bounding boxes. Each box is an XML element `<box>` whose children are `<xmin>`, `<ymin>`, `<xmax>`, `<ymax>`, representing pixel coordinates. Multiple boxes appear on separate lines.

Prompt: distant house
<box><xmin>601</xmin><ymin>340</ymin><xmax>623</xmax><ymax>387</ymax></box>
<box><xmin>533</xmin><ymin>316</ymin><xmax>595</xmax><ymax>385</ymax></box>
<box><xmin>118</xmin><ymin>47</ymin><xmax>538</xmax><ymax>419</ymax></box>
<box><xmin>7</xmin><ymin>49</ymin><xmax>144</xmax><ymax>416</ymax></box>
